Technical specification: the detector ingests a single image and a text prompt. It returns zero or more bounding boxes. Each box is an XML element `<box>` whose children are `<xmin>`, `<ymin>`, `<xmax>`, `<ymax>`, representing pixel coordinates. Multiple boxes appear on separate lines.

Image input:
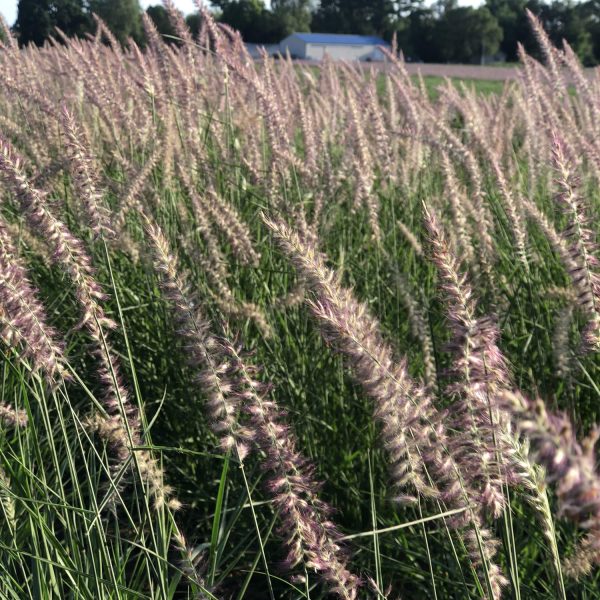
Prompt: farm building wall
<box><xmin>304</xmin><ymin>43</ymin><xmax>376</xmax><ymax>61</ymax></box>
<box><xmin>370</xmin><ymin>47</ymin><xmax>387</xmax><ymax>61</ymax></box>
<box><xmin>279</xmin><ymin>36</ymin><xmax>307</xmax><ymax>59</ymax></box>
<box><xmin>245</xmin><ymin>43</ymin><xmax>280</xmax><ymax>59</ymax></box>
<box><xmin>279</xmin><ymin>34</ymin><xmax>389</xmax><ymax>62</ymax></box>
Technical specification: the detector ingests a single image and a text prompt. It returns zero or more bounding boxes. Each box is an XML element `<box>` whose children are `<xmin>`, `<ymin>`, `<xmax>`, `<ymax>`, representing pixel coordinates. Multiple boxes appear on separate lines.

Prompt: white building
<box><xmin>245</xmin><ymin>43</ymin><xmax>280</xmax><ymax>59</ymax></box>
<box><xmin>279</xmin><ymin>33</ymin><xmax>389</xmax><ymax>62</ymax></box>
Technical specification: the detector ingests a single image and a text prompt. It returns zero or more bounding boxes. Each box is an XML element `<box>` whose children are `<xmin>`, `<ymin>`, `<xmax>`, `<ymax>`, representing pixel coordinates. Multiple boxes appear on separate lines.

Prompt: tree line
<box><xmin>9</xmin><ymin>0</ymin><xmax>600</xmax><ymax>65</ymax></box>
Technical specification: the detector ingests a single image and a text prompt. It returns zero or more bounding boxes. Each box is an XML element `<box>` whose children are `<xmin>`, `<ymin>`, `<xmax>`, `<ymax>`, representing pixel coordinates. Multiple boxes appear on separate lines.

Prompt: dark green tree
<box><xmin>393</xmin><ymin>7</ymin><xmax>437</xmax><ymax>60</ymax></box>
<box><xmin>370</xmin><ymin>0</ymin><xmax>405</xmax><ymax>35</ymax></box>
<box><xmin>560</xmin><ymin>3</ymin><xmax>595</xmax><ymax>65</ymax></box>
<box><xmin>532</xmin><ymin>1</ymin><xmax>597</xmax><ymax>65</ymax></box>
<box><xmin>434</xmin><ymin>6</ymin><xmax>503</xmax><ymax>63</ymax></box>
<box><xmin>15</xmin><ymin>0</ymin><xmax>92</xmax><ymax>46</ymax></box>
<box><xmin>484</xmin><ymin>0</ymin><xmax>598</xmax><ymax>64</ymax></box>
<box><xmin>312</xmin><ymin>0</ymin><xmax>379</xmax><ymax>35</ymax></box>
<box><xmin>580</xmin><ymin>0</ymin><xmax>600</xmax><ymax>64</ymax></box>
<box><xmin>89</xmin><ymin>0</ymin><xmax>143</xmax><ymax>44</ymax></box>
<box><xmin>271</xmin><ymin>0</ymin><xmax>312</xmax><ymax>34</ymax></box>
<box><xmin>431</xmin><ymin>0</ymin><xmax>458</xmax><ymax>17</ymax></box>
<box><xmin>313</xmin><ymin>0</ymin><xmax>426</xmax><ymax>36</ymax></box>
<box><xmin>146</xmin><ymin>5</ymin><xmax>177</xmax><ymax>44</ymax></box>
<box><xmin>213</xmin><ymin>0</ymin><xmax>284</xmax><ymax>43</ymax></box>
<box><xmin>185</xmin><ymin>12</ymin><xmax>202</xmax><ymax>38</ymax></box>
<box><xmin>485</xmin><ymin>0</ymin><xmax>537</xmax><ymax>60</ymax></box>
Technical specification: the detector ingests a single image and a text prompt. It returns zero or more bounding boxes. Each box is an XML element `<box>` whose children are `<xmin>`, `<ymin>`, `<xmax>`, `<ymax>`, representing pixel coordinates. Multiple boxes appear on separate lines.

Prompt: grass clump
<box><xmin>0</xmin><ymin>7</ymin><xmax>598</xmax><ymax>599</ymax></box>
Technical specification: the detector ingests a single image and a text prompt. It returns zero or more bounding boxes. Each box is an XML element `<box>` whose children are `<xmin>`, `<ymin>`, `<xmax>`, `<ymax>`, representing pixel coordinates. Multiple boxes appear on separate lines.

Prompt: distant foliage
<box><xmin>15</xmin><ymin>0</ymin><xmax>92</xmax><ymax>46</ymax></box>
<box><xmin>8</xmin><ymin>0</ymin><xmax>600</xmax><ymax>64</ymax></box>
<box><xmin>88</xmin><ymin>0</ymin><xmax>143</xmax><ymax>44</ymax></box>
<box><xmin>146</xmin><ymin>5</ymin><xmax>177</xmax><ymax>43</ymax></box>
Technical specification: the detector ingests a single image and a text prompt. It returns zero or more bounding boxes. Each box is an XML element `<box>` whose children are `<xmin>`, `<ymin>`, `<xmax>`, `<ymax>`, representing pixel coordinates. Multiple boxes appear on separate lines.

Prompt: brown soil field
<box><xmin>402</xmin><ymin>63</ymin><xmax>520</xmax><ymax>80</ymax></box>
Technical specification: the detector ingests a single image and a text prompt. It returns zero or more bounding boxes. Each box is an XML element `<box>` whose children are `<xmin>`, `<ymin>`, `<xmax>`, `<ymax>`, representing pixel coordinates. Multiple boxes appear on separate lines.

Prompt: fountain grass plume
<box><xmin>505</xmin><ymin>389</ymin><xmax>600</xmax><ymax>576</ymax></box>
<box><xmin>222</xmin><ymin>338</ymin><xmax>361</xmax><ymax>599</ymax></box>
<box><xmin>0</xmin><ymin>215</ymin><xmax>69</xmax><ymax>386</ymax></box>
<box><xmin>263</xmin><ymin>211</ymin><xmax>510</xmax><ymax>598</ymax></box>
<box><xmin>60</xmin><ymin>105</ymin><xmax>114</xmax><ymax>239</ymax></box>
<box><xmin>146</xmin><ymin>215</ymin><xmax>359</xmax><ymax>597</ymax></box>
<box><xmin>551</xmin><ymin>133</ymin><xmax>600</xmax><ymax>353</ymax></box>
<box><xmin>0</xmin><ymin>134</ymin><xmax>172</xmax><ymax>509</ymax></box>
<box><xmin>425</xmin><ymin>205</ymin><xmax>519</xmax><ymax>517</ymax></box>
<box><xmin>145</xmin><ymin>215</ymin><xmax>252</xmax><ymax>458</ymax></box>
<box><xmin>0</xmin><ymin>134</ymin><xmax>114</xmax><ymax>335</ymax></box>
<box><xmin>262</xmin><ymin>212</ymin><xmax>437</xmax><ymax>502</ymax></box>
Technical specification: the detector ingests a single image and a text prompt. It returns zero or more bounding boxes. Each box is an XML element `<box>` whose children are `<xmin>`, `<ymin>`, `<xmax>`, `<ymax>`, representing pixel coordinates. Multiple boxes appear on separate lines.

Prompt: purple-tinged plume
<box><xmin>60</xmin><ymin>106</ymin><xmax>114</xmax><ymax>239</ymax></box>
<box><xmin>222</xmin><ymin>338</ymin><xmax>361</xmax><ymax>599</ymax></box>
<box><xmin>146</xmin><ymin>216</ymin><xmax>359</xmax><ymax>597</ymax></box>
<box><xmin>264</xmin><ymin>212</ymin><xmax>510</xmax><ymax>598</ymax></box>
<box><xmin>0</xmin><ymin>215</ymin><xmax>69</xmax><ymax>385</ymax></box>
<box><xmin>551</xmin><ymin>133</ymin><xmax>600</xmax><ymax>353</ymax></box>
<box><xmin>504</xmin><ymin>389</ymin><xmax>600</xmax><ymax>575</ymax></box>
<box><xmin>145</xmin><ymin>216</ymin><xmax>252</xmax><ymax>458</ymax></box>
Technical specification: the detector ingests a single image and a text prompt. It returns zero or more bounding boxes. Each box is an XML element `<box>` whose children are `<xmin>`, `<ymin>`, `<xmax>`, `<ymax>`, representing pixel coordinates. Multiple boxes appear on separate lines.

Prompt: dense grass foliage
<box><xmin>0</xmin><ymin>6</ymin><xmax>599</xmax><ymax>600</ymax></box>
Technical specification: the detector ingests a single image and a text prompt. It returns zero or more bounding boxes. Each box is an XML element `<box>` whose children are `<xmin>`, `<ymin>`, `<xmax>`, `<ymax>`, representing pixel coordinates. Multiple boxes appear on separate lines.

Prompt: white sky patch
<box><xmin>0</xmin><ymin>0</ymin><xmax>16</xmax><ymax>24</ymax></box>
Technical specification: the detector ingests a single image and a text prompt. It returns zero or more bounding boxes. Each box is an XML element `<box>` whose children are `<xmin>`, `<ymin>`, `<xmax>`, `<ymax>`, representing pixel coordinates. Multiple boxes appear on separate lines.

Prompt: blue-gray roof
<box><xmin>287</xmin><ymin>33</ymin><xmax>388</xmax><ymax>46</ymax></box>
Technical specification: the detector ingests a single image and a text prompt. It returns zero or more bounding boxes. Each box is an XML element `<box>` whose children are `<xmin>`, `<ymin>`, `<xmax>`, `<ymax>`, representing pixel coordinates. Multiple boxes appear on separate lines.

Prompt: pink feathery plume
<box><xmin>224</xmin><ymin>339</ymin><xmax>361</xmax><ymax>599</ymax></box>
<box><xmin>263</xmin><ymin>212</ymin><xmax>508</xmax><ymax>598</ymax></box>
<box><xmin>0</xmin><ymin>215</ymin><xmax>70</xmax><ymax>386</ymax></box>
<box><xmin>551</xmin><ymin>133</ymin><xmax>600</xmax><ymax>353</ymax></box>
<box><xmin>146</xmin><ymin>216</ymin><xmax>359</xmax><ymax>597</ymax></box>
<box><xmin>60</xmin><ymin>105</ymin><xmax>114</xmax><ymax>239</ymax></box>
<box><xmin>504</xmin><ymin>389</ymin><xmax>600</xmax><ymax>575</ymax></box>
